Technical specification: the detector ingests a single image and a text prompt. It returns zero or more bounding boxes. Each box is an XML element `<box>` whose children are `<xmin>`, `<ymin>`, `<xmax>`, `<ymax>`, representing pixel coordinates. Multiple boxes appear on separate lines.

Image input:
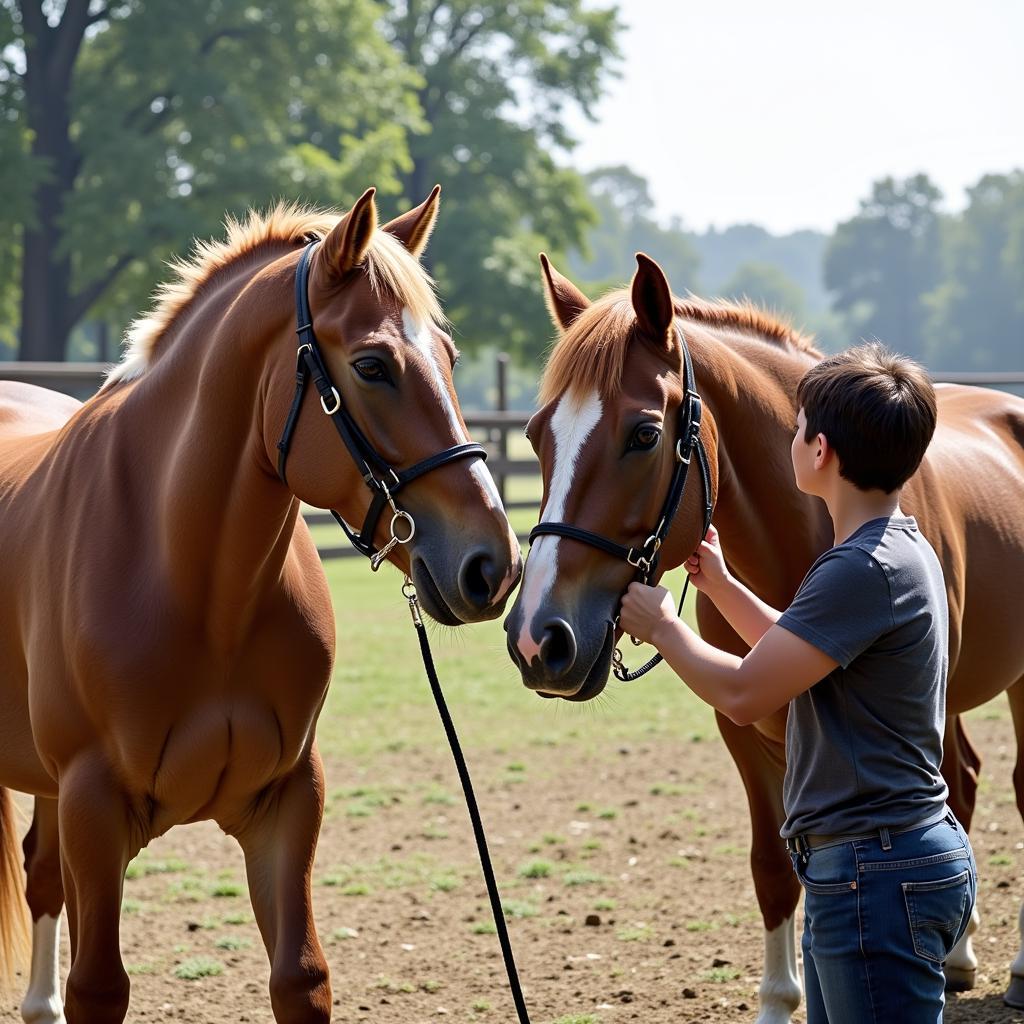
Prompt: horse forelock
<box><xmin>539</xmin><ymin>289</ymin><xmax>818</xmax><ymax>406</ymax></box>
<box><xmin>103</xmin><ymin>202</ymin><xmax>443</xmax><ymax>390</ymax></box>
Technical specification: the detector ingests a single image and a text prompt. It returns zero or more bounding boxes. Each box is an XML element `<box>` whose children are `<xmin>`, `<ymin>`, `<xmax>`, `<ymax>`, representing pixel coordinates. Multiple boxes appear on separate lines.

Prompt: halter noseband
<box><xmin>276</xmin><ymin>240</ymin><xmax>487</xmax><ymax>570</ymax></box>
<box><xmin>528</xmin><ymin>329</ymin><xmax>714</xmax><ymax>680</ymax></box>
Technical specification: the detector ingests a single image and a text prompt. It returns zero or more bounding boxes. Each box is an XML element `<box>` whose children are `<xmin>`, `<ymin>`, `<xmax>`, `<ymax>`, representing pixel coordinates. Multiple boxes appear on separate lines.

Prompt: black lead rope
<box><xmin>404</xmin><ymin>581</ymin><xmax>533</xmax><ymax>1024</ymax></box>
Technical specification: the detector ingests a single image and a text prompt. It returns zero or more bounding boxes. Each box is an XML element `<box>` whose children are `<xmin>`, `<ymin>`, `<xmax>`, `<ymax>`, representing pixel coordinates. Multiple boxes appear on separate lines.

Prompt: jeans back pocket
<box><xmin>902</xmin><ymin>869</ymin><xmax>972</xmax><ymax>963</ymax></box>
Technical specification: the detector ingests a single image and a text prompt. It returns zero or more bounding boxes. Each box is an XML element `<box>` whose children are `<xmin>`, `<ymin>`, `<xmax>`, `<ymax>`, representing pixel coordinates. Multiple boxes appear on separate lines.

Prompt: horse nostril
<box><xmin>459</xmin><ymin>549</ymin><xmax>498</xmax><ymax>609</ymax></box>
<box><xmin>539</xmin><ymin>618</ymin><xmax>577</xmax><ymax>679</ymax></box>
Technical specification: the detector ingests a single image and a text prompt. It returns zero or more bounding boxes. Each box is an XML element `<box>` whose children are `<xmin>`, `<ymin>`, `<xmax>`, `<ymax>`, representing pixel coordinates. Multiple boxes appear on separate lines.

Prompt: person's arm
<box><xmin>619</xmin><ymin>585</ymin><xmax>838</xmax><ymax>725</ymax></box>
<box><xmin>682</xmin><ymin>525</ymin><xmax>782</xmax><ymax>648</ymax></box>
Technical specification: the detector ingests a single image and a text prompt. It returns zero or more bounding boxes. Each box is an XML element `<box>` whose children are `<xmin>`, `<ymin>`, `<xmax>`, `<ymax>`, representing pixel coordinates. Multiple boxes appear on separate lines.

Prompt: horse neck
<box><xmin>111</xmin><ymin>253</ymin><xmax>302</xmax><ymax>650</ymax></box>
<box><xmin>685</xmin><ymin>329</ymin><xmax>831</xmax><ymax>603</ymax></box>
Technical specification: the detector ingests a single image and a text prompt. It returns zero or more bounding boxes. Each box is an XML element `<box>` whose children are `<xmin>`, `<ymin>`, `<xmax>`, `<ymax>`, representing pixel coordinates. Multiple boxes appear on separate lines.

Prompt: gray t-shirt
<box><xmin>777</xmin><ymin>514</ymin><xmax>949</xmax><ymax>838</ymax></box>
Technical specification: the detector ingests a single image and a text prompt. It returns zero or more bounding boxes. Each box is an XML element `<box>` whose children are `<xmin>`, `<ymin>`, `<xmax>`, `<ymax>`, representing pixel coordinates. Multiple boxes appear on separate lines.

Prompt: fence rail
<box><xmin>2</xmin><ymin>361</ymin><xmax>1022</xmax><ymax>559</ymax></box>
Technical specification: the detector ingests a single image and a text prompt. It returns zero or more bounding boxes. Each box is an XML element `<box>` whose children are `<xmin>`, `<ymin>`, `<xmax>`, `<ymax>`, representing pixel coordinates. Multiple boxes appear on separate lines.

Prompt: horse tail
<box><xmin>0</xmin><ymin>787</ymin><xmax>29</xmax><ymax>993</ymax></box>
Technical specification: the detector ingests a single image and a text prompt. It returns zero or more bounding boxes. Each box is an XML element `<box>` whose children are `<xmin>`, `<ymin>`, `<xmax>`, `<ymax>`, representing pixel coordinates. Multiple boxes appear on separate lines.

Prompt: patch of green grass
<box><xmin>472</xmin><ymin>999</ymin><xmax>491</xmax><ymax>1012</ymax></box>
<box><xmin>501</xmin><ymin>899</ymin><xmax>538</xmax><ymax>919</ymax></box>
<box><xmin>703</xmin><ymin>966</ymin><xmax>741</xmax><ymax>982</ymax></box>
<box><xmin>422</xmin><ymin>788</ymin><xmax>455</xmax><ymax>806</ymax></box>
<box><xmin>596</xmin><ymin>808</ymin><xmax>617</xmax><ymax>820</ymax></box>
<box><xmin>342</xmin><ymin>882</ymin><xmax>371</xmax><ymax>896</ymax></box>
<box><xmin>332</xmin><ymin>926</ymin><xmax>359</xmax><ymax>941</ymax></box>
<box><xmin>542</xmin><ymin>834</ymin><xmax>566</xmax><ymax>846</ymax></box>
<box><xmin>575</xmin><ymin>802</ymin><xmax>592</xmax><ymax>812</ymax></box>
<box><xmin>214</xmin><ymin>935</ymin><xmax>252</xmax><ymax>951</ymax></box>
<box><xmin>221</xmin><ymin>911</ymin><xmax>252</xmax><ymax>926</ymax></box>
<box><xmin>125</xmin><ymin>856</ymin><xmax>189</xmax><ymax>880</ymax></box>
<box><xmin>685</xmin><ymin>920</ymin><xmax>715</xmax><ymax>932</ymax></box>
<box><xmin>125</xmin><ymin>962</ymin><xmax>158</xmax><ymax>975</ymax></box>
<box><xmin>506</xmin><ymin>762</ymin><xmax>526</xmax><ymax>773</ymax></box>
<box><xmin>121</xmin><ymin>898</ymin><xmax>143</xmax><ymax>914</ymax></box>
<box><xmin>581</xmin><ymin>839</ymin><xmax>602</xmax><ymax>852</ymax></box>
<box><xmin>989</xmin><ymin>853</ymin><xmax>1013</xmax><ymax>866</ymax></box>
<box><xmin>550</xmin><ymin>1015</ymin><xmax>598</xmax><ymax>1024</ymax></box>
<box><xmin>209</xmin><ymin>881</ymin><xmax>243</xmax><ymax>899</ymax></box>
<box><xmin>593</xmin><ymin>898</ymin><xmax>615</xmax><ymax>911</ymax></box>
<box><xmin>375</xmin><ymin>976</ymin><xmax>416</xmax><ymax>994</ymax></box>
<box><xmin>649</xmin><ymin>782</ymin><xmax>685</xmax><ymax>796</ymax></box>
<box><xmin>518</xmin><ymin>859</ymin><xmax>554</xmax><ymax>879</ymax></box>
<box><xmin>563</xmin><ymin>870</ymin><xmax>603</xmax><ymax>887</ymax></box>
<box><xmin>174</xmin><ymin>957</ymin><xmax>223</xmax><ymax>980</ymax></box>
<box><xmin>421</xmin><ymin>979</ymin><xmax>442</xmax><ymax>993</ymax></box>
<box><xmin>472</xmin><ymin>921</ymin><xmax>497</xmax><ymax>934</ymax></box>
<box><xmin>616</xmin><ymin>925</ymin><xmax>653</xmax><ymax>942</ymax></box>
<box><xmin>429</xmin><ymin>874</ymin><xmax>460</xmax><ymax>892</ymax></box>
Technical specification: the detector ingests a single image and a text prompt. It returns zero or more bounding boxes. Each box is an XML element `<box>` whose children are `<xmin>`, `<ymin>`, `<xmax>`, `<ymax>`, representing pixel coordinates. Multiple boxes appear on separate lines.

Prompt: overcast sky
<box><xmin>567</xmin><ymin>0</ymin><xmax>1023</xmax><ymax>234</ymax></box>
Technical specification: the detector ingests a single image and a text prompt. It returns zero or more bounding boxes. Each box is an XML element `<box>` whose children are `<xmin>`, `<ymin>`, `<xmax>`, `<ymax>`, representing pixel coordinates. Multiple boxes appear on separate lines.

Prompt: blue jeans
<box><xmin>789</xmin><ymin>812</ymin><xmax>977</xmax><ymax>1024</ymax></box>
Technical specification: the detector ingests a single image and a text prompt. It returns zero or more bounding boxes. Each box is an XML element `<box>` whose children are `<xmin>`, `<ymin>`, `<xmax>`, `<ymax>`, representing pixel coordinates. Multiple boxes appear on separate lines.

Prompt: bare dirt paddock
<box><xmin>4</xmin><ymin>715</ymin><xmax>1022</xmax><ymax>1024</ymax></box>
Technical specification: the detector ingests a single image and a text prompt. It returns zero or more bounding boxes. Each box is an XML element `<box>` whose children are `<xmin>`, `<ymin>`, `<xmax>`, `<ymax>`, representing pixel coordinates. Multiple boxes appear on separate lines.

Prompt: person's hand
<box><xmin>685</xmin><ymin>524</ymin><xmax>729</xmax><ymax>595</ymax></box>
<box><xmin>619</xmin><ymin>582</ymin><xmax>677</xmax><ymax>647</ymax></box>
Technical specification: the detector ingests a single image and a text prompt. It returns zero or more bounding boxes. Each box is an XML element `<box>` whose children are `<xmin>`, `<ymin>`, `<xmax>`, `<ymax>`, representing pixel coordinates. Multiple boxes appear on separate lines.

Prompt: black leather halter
<box><xmin>276</xmin><ymin>240</ymin><xmax>487</xmax><ymax>570</ymax></box>
<box><xmin>528</xmin><ymin>328</ymin><xmax>714</xmax><ymax>680</ymax></box>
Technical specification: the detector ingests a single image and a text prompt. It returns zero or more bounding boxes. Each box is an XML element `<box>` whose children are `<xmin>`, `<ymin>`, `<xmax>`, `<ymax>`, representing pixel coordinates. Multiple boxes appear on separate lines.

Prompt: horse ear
<box><xmin>382</xmin><ymin>185</ymin><xmax>440</xmax><ymax>258</ymax></box>
<box><xmin>540</xmin><ymin>253</ymin><xmax>590</xmax><ymax>332</ymax></box>
<box><xmin>631</xmin><ymin>252</ymin><xmax>674</xmax><ymax>349</ymax></box>
<box><xmin>319</xmin><ymin>187</ymin><xmax>378</xmax><ymax>281</ymax></box>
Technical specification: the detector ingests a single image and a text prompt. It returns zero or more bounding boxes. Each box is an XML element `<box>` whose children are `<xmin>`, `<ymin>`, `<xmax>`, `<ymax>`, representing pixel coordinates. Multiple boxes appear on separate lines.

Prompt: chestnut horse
<box><xmin>0</xmin><ymin>187</ymin><xmax>520</xmax><ymax>1024</ymax></box>
<box><xmin>504</xmin><ymin>253</ymin><xmax>1024</xmax><ymax>1022</ymax></box>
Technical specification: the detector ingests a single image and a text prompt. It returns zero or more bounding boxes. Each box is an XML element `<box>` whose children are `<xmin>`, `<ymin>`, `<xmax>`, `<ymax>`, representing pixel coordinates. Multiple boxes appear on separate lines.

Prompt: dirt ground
<box><xmin>4</xmin><ymin>716</ymin><xmax>1023</xmax><ymax>1024</ymax></box>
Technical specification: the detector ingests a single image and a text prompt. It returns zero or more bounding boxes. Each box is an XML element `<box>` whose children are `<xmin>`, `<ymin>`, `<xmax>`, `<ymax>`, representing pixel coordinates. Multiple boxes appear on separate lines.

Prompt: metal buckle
<box><xmin>626</xmin><ymin>548</ymin><xmax>651</xmax><ymax>572</ymax></box>
<box><xmin>320</xmin><ymin>387</ymin><xmax>341</xmax><ymax>415</ymax></box>
<box><xmin>370</xmin><ymin>510</ymin><xmax>417</xmax><ymax>571</ymax></box>
<box><xmin>297</xmin><ymin>342</ymin><xmax>312</xmax><ymax>356</ymax></box>
<box><xmin>675</xmin><ymin>437</ymin><xmax>691</xmax><ymax>464</ymax></box>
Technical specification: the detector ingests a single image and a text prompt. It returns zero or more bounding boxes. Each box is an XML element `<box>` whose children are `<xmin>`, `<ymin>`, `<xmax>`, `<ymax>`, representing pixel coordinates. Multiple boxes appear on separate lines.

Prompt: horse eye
<box><xmin>631</xmin><ymin>425</ymin><xmax>661</xmax><ymax>450</ymax></box>
<box><xmin>353</xmin><ymin>358</ymin><xmax>388</xmax><ymax>382</ymax></box>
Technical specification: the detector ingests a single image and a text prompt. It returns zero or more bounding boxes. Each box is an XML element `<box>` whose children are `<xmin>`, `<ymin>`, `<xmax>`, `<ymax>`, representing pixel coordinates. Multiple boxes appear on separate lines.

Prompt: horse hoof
<box><xmin>1004</xmin><ymin>974</ymin><xmax>1024</xmax><ymax>1009</ymax></box>
<box><xmin>944</xmin><ymin>965</ymin><xmax>976</xmax><ymax>992</ymax></box>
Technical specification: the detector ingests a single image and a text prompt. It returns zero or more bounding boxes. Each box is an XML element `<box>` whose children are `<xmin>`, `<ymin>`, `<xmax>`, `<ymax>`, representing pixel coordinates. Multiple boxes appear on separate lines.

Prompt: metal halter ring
<box><xmin>390</xmin><ymin>510</ymin><xmax>416</xmax><ymax>544</ymax></box>
<box><xmin>320</xmin><ymin>387</ymin><xmax>342</xmax><ymax>415</ymax></box>
<box><xmin>675</xmin><ymin>437</ymin><xmax>691</xmax><ymax>464</ymax></box>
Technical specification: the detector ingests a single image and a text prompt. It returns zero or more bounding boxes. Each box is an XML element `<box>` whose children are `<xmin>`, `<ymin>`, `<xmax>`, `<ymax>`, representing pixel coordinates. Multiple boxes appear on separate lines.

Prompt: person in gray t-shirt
<box><xmin>620</xmin><ymin>343</ymin><xmax>976</xmax><ymax>1023</ymax></box>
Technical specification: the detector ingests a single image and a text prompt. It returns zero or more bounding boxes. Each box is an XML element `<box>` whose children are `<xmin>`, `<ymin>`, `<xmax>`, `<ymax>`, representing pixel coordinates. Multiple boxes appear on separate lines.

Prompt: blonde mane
<box><xmin>105</xmin><ymin>202</ymin><xmax>444</xmax><ymax>388</ymax></box>
<box><xmin>539</xmin><ymin>289</ymin><xmax>818</xmax><ymax>404</ymax></box>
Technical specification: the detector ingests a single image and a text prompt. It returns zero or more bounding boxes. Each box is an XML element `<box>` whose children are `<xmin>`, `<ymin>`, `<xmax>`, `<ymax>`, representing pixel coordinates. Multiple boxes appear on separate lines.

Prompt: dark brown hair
<box><xmin>797</xmin><ymin>343</ymin><xmax>937</xmax><ymax>493</ymax></box>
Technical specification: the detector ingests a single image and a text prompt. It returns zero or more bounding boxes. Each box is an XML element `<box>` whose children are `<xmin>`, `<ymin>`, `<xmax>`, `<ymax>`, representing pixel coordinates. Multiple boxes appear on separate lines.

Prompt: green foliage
<box><xmin>923</xmin><ymin>171</ymin><xmax>1024</xmax><ymax>369</ymax></box>
<box><xmin>383</xmin><ymin>0</ymin><xmax>623</xmax><ymax>362</ymax></box>
<box><xmin>824</xmin><ymin>174</ymin><xmax>944</xmax><ymax>359</ymax></box>
<box><xmin>569</xmin><ymin>165</ymin><xmax>700</xmax><ymax>298</ymax></box>
<box><xmin>173</xmin><ymin>956</ymin><xmax>223</xmax><ymax>980</ymax></box>
<box><xmin>720</xmin><ymin>261</ymin><xmax>807</xmax><ymax>325</ymax></box>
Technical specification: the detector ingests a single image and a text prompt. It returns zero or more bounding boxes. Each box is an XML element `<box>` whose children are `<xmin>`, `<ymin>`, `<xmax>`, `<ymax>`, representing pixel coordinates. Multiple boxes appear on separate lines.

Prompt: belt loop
<box><xmin>879</xmin><ymin>826</ymin><xmax>892</xmax><ymax>851</ymax></box>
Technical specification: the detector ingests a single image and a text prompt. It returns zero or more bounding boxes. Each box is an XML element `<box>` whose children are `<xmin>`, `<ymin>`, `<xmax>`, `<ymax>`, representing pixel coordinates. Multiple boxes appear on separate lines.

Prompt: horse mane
<box><xmin>539</xmin><ymin>289</ymin><xmax>818</xmax><ymax>404</ymax></box>
<box><xmin>105</xmin><ymin>202</ymin><xmax>444</xmax><ymax>388</ymax></box>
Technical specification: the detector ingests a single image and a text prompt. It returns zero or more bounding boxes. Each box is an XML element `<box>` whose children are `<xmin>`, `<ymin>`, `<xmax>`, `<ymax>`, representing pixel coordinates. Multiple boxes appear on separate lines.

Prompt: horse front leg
<box><xmin>697</xmin><ymin>596</ymin><xmax>801</xmax><ymax>1024</ymax></box>
<box><xmin>57</xmin><ymin>756</ymin><xmax>137</xmax><ymax>1024</ymax></box>
<box><xmin>231</xmin><ymin>746</ymin><xmax>331</xmax><ymax>1024</ymax></box>
<box><xmin>21</xmin><ymin>797</ymin><xmax>66</xmax><ymax>1024</ymax></box>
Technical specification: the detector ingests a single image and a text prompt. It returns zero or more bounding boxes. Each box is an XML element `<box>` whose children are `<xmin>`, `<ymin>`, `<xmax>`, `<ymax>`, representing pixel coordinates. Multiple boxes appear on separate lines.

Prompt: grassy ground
<box><xmin>316</xmin><ymin>555</ymin><xmax>712</xmax><ymax>760</ymax></box>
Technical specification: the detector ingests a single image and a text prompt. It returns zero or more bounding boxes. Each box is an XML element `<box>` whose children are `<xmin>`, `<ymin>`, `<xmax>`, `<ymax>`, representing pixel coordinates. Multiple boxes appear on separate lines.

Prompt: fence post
<box><xmin>495</xmin><ymin>351</ymin><xmax>509</xmax><ymax>504</ymax></box>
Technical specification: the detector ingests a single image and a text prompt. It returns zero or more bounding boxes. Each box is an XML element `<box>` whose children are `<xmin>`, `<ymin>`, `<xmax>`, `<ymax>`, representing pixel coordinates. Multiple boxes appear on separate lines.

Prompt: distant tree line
<box><xmin>572</xmin><ymin>166</ymin><xmax>1024</xmax><ymax>370</ymax></box>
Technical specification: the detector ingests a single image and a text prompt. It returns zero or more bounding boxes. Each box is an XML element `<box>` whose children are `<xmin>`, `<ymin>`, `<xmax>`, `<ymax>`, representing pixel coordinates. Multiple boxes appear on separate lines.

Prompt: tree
<box><xmin>382</xmin><ymin>0</ymin><xmax>622</xmax><ymax>362</ymax></box>
<box><xmin>3</xmin><ymin>0</ymin><xmax>423</xmax><ymax>360</ymax></box>
<box><xmin>924</xmin><ymin>171</ymin><xmax>1024</xmax><ymax>369</ymax></box>
<box><xmin>569</xmin><ymin>165</ymin><xmax>700</xmax><ymax>297</ymax></box>
<box><xmin>824</xmin><ymin>174</ymin><xmax>943</xmax><ymax>359</ymax></box>
<box><xmin>721</xmin><ymin>261</ymin><xmax>807</xmax><ymax>325</ymax></box>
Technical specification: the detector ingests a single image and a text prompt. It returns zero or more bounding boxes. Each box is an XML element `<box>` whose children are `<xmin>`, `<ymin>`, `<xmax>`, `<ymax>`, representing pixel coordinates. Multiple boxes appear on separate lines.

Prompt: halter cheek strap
<box><xmin>276</xmin><ymin>240</ymin><xmax>487</xmax><ymax>569</ymax></box>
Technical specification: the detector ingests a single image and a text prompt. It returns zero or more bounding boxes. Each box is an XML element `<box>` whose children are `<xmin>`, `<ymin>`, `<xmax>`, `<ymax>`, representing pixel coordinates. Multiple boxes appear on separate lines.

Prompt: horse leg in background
<box><xmin>697</xmin><ymin>596</ymin><xmax>802</xmax><ymax>1024</ymax></box>
<box><xmin>941</xmin><ymin>714</ymin><xmax>982</xmax><ymax>992</ymax></box>
<box><xmin>232</xmin><ymin>747</ymin><xmax>330</xmax><ymax>1024</ymax></box>
<box><xmin>1003</xmin><ymin>678</ymin><xmax>1024</xmax><ymax>1009</ymax></box>
<box><xmin>21</xmin><ymin>797</ymin><xmax>65</xmax><ymax>1024</ymax></box>
<box><xmin>57</xmin><ymin>757</ymin><xmax>136</xmax><ymax>1024</ymax></box>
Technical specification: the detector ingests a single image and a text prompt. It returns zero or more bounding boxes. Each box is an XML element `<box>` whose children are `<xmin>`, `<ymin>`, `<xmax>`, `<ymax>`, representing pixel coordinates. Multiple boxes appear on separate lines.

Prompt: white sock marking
<box><xmin>515</xmin><ymin>389</ymin><xmax>602</xmax><ymax>661</ymax></box>
<box><xmin>21</xmin><ymin>914</ymin><xmax>65</xmax><ymax>1024</ymax></box>
<box><xmin>756</xmin><ymin>915</ymin><xmax>801</xmax><ymax>1024</ymax></box>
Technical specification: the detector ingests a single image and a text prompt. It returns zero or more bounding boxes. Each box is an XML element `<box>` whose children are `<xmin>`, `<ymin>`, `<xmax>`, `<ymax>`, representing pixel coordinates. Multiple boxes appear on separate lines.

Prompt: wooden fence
<box><xmin>2</xmin><ymin>361</ymin><xmax>1022</xmax><ymax>559</ymax></box>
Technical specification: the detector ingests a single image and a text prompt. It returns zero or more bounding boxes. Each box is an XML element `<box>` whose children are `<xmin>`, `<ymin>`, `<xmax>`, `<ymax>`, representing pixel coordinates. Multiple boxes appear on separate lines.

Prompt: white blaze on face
<box><xmin>516</xmin><ymin>389</ymin><xmax>602</xmax><ymax>662</ymax></box>
<box><xmin>401</xmin><ymin>308</ymin><xmax>506</xmax><ymax>514</ymax></box>
<box><xmin>21</xmin><ymin>913</ymin><xmax>65</xmax><ymax>1024</ymax></box>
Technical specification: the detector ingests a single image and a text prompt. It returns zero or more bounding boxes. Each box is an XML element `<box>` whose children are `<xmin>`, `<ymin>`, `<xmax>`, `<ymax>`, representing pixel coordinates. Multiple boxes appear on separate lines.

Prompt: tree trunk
<box><xmin>18</xmin><ymin>1</ymin><xmax>91</xmax><ymax>361</ymax></box>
